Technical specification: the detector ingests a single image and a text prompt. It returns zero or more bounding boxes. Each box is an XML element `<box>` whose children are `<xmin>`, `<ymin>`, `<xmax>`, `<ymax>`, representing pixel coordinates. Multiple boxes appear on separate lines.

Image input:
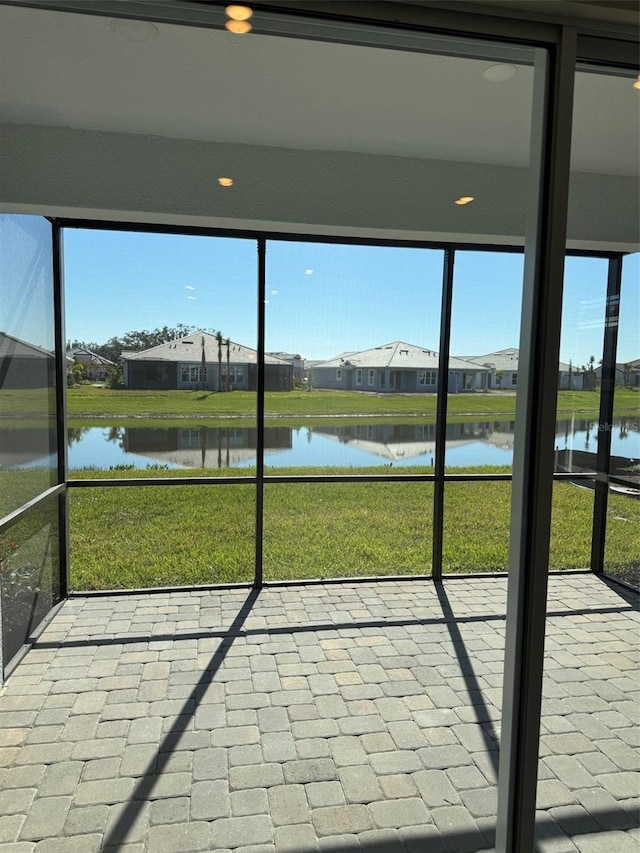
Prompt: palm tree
<box><xmin>225</xmin><ymin>337</ymin><xmax>231</xmax><ymax>391</ymax></box>
<box><xmin>200</xmin><ymin>335</ymin><xmax>207</xmax><ymax>390</ymax></box>
<box><xmin>215</xmin><ymin>331</ymin><xmax>223</xmax><ymax>392</ymax></box>
<box><xmin>588</xmin><ymin>354</ymin><xmax>596</xmax><ymax>391</ymax></box>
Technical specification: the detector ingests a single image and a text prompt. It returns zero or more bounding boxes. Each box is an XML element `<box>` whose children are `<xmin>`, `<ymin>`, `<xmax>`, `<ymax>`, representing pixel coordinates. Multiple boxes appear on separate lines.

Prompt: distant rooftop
<box><xmin>122</xmin><ymin>332</ymin><xmax>290</xmax><ymax>366</ymax></box>
<box><xmin>314</xmin><ymin>341</ymin><xmax>487</xmax><ymax>372</ymax></box>
<box><xmin>460</xmin><ymin>347</ymin><xmax>576</xmax><ymax>373</ymax></box>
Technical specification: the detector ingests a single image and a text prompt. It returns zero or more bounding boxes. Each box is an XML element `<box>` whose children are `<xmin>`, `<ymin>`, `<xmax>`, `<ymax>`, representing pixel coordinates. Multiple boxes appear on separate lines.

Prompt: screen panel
<box><xmin>69</xmin><ymin>483</ymin><xmax>255</xmax><ymax>591</ymax></box>
<box><xmin>63</xmin><ymin>230</ymin><xmax>258</xmax><ymax>478</ymax></box>
<box><xmin>0</xmin><ymin>215</ymin><xmax>58</xmax><ymax>518</ymax></box>
<box><xmin>1</xmin><ymin>495</ymin><xmax>61</xmax><ymax>669</ymax></box>
<box><xmin>262</xmin><ymin>482</ymin><xmax>433</xmax><ymax>581</ymax></box>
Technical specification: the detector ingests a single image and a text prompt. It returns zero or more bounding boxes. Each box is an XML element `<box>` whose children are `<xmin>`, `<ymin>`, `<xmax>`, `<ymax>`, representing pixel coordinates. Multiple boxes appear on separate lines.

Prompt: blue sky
<box><xmin>63</xmin><ymin>229</ymin><xmax>638</xmax><ymax>365</ymax></box>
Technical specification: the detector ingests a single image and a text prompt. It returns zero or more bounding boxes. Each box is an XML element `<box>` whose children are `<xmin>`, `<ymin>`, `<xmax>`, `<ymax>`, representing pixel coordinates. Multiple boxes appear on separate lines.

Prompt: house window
<box><xmin>511</xmin><ymin>373</ymin><xmax>518</xmax><ymax>386</ymax></box>
<box><xmin>229</xmin><ymin>367</ymin><xmax>244</xmax><ymax>386</ymax></box>
<box><xmin>418</xmin><ymin>371</ymin><xmax>436</xmax><ymax>386</ymax></box>
<box><xmin>336</xmin><ymin>369</ymin><xmax>342</xmax><ymax>381</ymax></box>
<box><xmin>181</xmin><ymin>366</ymin><xmax>199</xmax><ymax>383</ymax></box>
<box><xmin>355</xmin><ymin>369</ymin><xmax>362</xmax><ymax>385</ymax></box>
<box><xmin>379</xmin><ymin>371</ymin><xmax>385</xmax><ymax>388</ymax></box>
<box><xmin>368</xmin><ymin>369</ymin><xmax>375</xmax><ymax>386</ymax></box>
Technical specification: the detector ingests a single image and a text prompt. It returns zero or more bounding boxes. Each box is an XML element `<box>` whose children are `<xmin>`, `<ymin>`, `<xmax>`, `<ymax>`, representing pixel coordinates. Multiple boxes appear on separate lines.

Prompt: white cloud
<box><xmin>187</xmin><ymin>296</ymin><xmax>197</xmax><ymax>300</ymax></box>
<box><xmin>304</xmin><ymin>269</ymin><xmax>314</xmax><ymax>275</ymax></box>
<box><xmin>185</xmin><ymin>285</ymin><xmax>195</xmax><ymax>290</ymax></box>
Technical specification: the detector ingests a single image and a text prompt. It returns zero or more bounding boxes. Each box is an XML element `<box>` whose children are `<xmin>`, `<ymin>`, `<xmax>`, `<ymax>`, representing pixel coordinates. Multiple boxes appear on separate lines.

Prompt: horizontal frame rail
<box><xmin>0</xmin><ymin>485</ymin><xmax>66</xmax><ymax>536</ymax></box>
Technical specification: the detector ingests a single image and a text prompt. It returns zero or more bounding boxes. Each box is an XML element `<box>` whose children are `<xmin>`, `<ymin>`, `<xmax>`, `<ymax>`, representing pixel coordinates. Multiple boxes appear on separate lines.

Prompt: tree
<box><xmin>200</xmin><ymin>335</ymin><xmax>207</xmax><ymax>390</ymax></box>
<box><xmin>586</xmin><ymin>355</ymin><xmax>596</xmax><ymax>391</ymax></box>
<box><xmin>76</xmin><ymin>325</ymin><xmax>217</xmax><ymax>365</ymax></box>
<box><xmin>67</xmin><ymin>361</ymin><xmax>86</xmax><ymax>387</ymax></box>
<box><xmin>225</xmin><ymin>338</ymin><xmax>231</xmax><ymax>391</ymax></box>
<box><xmin>216</xmin><ymin>331</ymin><xmax>223</xmax><ymax>392</ymax></box>
<box><xmin>105</xmin><ymin>364</ymin><xmax>124</xmax><ymax>389</ymax></box>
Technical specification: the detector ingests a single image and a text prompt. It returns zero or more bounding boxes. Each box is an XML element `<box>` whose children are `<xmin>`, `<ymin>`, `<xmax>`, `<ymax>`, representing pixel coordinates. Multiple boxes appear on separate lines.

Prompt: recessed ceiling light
<box><xmin>226</xmin><ymin>5</ymin><xmax>253</xmax><ymax>20</ymax></box>
<box><xmin>109</xmin><ymin>19</ymin><xmax>159</xmax><ymax>43</ymax></box>
<box><xmin>225</xmin><ymin>19</ymin><xmax>252</xmax><ymax>34</ymax></box>
<box><xmin>483</xmin><ymin>64</ymin><xmax>517</xmax><ymax>82</ymax></box>
<box><xmin>634</xmin><ymin>75</ymin><xmax>640</xmax><ymax>90</ymax></box>
<box><xmin>455</xmin><ymin>196</ymin><xmax>475</xmax><ymax>206</ymax></box>
<box><xmin>218</xmin><ymin>177</ymin><xmax>234</xmax><ymax>187</ymax></box>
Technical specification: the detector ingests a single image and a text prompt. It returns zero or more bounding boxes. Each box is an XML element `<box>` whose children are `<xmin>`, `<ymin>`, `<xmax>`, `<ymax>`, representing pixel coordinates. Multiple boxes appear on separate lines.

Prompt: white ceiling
<box><xmin>0</xmin><ymin>4</ymin><xmax>637</xmax><ymax>174</ymax></box>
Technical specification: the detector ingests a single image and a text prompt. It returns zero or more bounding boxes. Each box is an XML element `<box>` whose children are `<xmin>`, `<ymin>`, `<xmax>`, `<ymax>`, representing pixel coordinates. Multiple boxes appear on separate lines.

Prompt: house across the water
<box><xmin>311</xmin><ymin>341</ymin><xmax>489</xmax><ymax>393</ymax></box>
<box><xmin>460</xmin><ymin>347</ymin><xmax>585</xmax><ymax>390</ymax></box>
<box><xmin>121</xmin><ymin>331</ymin><xmax>294</xmax><ymax>391</ymax></box>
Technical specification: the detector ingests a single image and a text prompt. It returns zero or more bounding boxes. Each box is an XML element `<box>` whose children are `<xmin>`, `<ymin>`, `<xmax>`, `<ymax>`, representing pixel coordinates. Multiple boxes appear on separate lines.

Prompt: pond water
<box><xmin>65</xmin><ymin>417</ymin><xmax>640</xmax><ymax>472</ymax></box>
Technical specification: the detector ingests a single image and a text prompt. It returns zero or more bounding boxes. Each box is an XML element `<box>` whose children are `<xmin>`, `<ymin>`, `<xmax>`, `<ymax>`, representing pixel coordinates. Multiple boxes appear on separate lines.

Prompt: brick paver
<box><xmin>0</xmin><ymin>575</ymin><xmax>637</xmax><ymax>851</ymax></box>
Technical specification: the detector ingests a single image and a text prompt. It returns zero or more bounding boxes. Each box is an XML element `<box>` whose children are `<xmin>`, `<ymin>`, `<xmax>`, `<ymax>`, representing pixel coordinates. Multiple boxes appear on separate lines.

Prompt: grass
<box><xmin>68</xmin><ymin>466</ymin><xmax>640</xmax><ymax>590</ymax></box>
<box><xmin>0</xmin><ymin>469</ymin><xmax>59</xmax><ymax>521</ymax></box>
<box><xmin>54</xmin><ymin>386</ymin><xmax>640</xmax><ymax>419</ymax></box>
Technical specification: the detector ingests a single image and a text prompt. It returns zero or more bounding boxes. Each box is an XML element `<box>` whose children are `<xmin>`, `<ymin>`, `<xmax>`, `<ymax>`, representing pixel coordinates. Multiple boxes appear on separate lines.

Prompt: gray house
<box><xmin>461</xmin><ymin>347</ymin><xmax>584</xmax><ymax>390</ymax></box>
<box><xmin>122</xmin><ymin>331</ymin><xmax>293</xmax><ymax>391</ymax></box>
<box><xmin>311</xmin><ymin>341</ymin><xmax>489</xmax><ymax>393</ymax></box>
<box><xmin>67</xmin><ymin>346</ymin><xmax>115</xmax><ymax>381</ymax></box>
<box><xmin>594</xmin><ymin>359</ymin><xmax>640</xmax><ymax>388</ymax></box>
<box><xmin>0</xmin><ymin>331</ymin><xmax>55</xmax><ymax>390</ymax></box>
<box><xmin>267</xmin><ymin>352</ymin><xmax>307</xmax><ymax>384</ymax></box>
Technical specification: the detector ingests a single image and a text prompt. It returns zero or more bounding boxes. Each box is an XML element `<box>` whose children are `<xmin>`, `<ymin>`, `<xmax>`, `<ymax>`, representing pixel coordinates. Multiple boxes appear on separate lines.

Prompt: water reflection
<box><xmin>66</xmin><ymin>417</ymin><xmax>639</xmax><ymax>472</ymax></box>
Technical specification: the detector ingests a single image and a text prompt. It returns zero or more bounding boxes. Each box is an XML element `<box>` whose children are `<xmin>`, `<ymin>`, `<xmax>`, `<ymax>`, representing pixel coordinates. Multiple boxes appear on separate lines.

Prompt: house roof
<box><xmin>68</xmin><ymin>346</ymin><xmax>115</xmax><ymax>365</ymax></box>
<box><xmin>594</xmin><ymin>358</ymin><xmax>640</xmax><ymax>374</ymax></box>
<box><xmin>121</xmin><ymin>332</ymin><xmax>290</xmax><ymax>366</ymax></box>
<box><xmin>268</xmin><ymin>352</ymin><xmax>305</xmax><ymax>362</ymax></box>
<box><xmin>0</xmin><ymin>331</ymin><xmax>54</xmax><ymax>360</ymax></box>
<box><xmin>461</xmin><ymin>347</ymin><xmax>582</xmax><ymax>374</ymax></box>
<box><xmin>460</xmin><ymin>347</ymin><xmax>521</xmax><ymax>371</ymax></box>
<box><xmin>313</xmin><ymin>341</ymin><xmax>487</xmax><ymax>372</ymax></box>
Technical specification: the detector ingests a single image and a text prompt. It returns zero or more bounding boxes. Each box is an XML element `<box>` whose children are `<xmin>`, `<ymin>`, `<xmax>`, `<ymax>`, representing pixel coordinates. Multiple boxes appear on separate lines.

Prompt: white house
<box><xmin>312</xmin><ymin>341</ymin><xmax>489</xmax><ymax>393</ymax></box>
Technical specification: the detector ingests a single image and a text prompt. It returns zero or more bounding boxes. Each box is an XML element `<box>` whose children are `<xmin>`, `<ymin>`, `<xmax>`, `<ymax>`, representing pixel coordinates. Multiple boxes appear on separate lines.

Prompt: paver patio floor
<box><xmin>0</xmin><ymin>573</ymin><xmax>638</xmax><ymax>852</ymax></box>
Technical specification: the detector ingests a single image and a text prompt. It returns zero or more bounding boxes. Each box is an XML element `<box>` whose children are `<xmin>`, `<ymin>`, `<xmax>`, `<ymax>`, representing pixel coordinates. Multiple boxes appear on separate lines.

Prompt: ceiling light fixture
<box><xmin>226</xmin><ymin>5</ymin><xmax>253</xmax><ymax>20</ymax></box>
<box><xmin>634</xmin><ymin>75</ymin><xmax>640</xmax><ymax>90</ymax></box>
<box><xmin>483</xmin><ymin>64</ymin><xmax>517</xmax><ymax>82</ymax></box>
<box><xmin>225</xmin><ymin>19</ymin><xmax>251</xmax><ymax>34</ymax></box>
<box><xmin>455</xmin><ymin>196</ymin><xmax>475</xmax><ymax>206</ymax></box>
<box><xmin>218</xmin><ymin>177</ymin><xmax>234</xmax><ymax>187</ymax></box>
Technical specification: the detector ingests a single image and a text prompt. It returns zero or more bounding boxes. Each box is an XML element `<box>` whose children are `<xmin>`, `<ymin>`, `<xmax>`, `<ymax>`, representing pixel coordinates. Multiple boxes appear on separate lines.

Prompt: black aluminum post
<box><xmin>590</xmin><ymin>255</ymin><xmax>623</xmax><ymax>575</ymax></box>
<box><xmin>496</xmin><ymin>28</ymin><xmax>577</xmax><ymax>853</ymax></box>
<box><xmin>52</xmin><ymin>222</ymin><xmax>70</xmax><ymax>598</ymax></box>
<box><xmin>254</xmin><ymin>238</ymin><xmax>266</xmax><ymax>588</ymax></box>
<box><xmin>432</xmin><ymin>248</ymin><xmax>455</xmax><ymax>580</ymax></box>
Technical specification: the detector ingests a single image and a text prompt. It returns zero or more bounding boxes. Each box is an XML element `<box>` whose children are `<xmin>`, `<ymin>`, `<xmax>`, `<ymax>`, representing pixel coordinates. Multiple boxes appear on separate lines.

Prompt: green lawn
<box><xmin>57</xmin><ymin>386</ymin><xmax>640</xmax><ymax>419</ymax></box>
<box><xmin>0</xmin><ymin>469</ymin><xmax>59</xmax><ymax>521</ymax></box>
<box><xmin>68</xmin><ymin>467</ymin><xmax>639</xmax><ymax>590</ymax></box>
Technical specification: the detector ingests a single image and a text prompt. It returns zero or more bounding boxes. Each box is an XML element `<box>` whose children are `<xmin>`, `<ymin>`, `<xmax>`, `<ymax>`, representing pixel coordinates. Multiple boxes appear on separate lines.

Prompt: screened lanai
<box><xmin>0</xmin><ymin>2</ymin><xmax>638</xmax><ymax>851</ymax></box>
